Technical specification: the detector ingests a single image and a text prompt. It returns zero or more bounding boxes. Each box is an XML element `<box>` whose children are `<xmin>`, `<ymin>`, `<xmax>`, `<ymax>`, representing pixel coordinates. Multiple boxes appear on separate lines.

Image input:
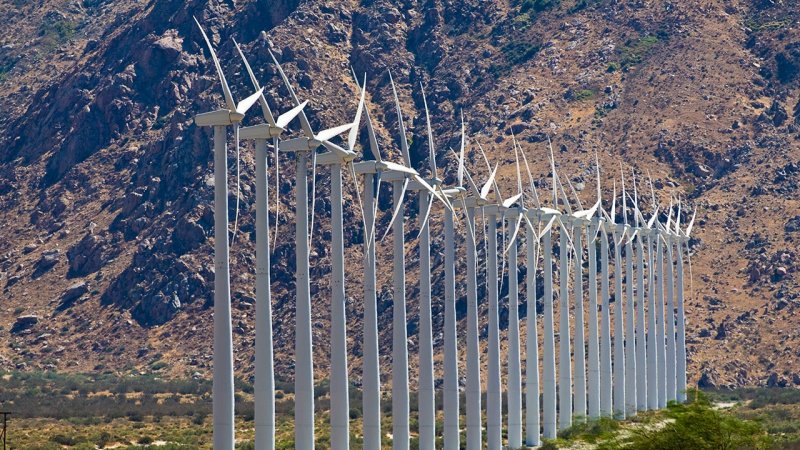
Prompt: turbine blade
<box><xmin>348</xmin><ymin>74</ymin><xmax>367</xmax><ymax>152</ymax></box>
<box><xmin>233</xmin><ymin>39</ymin><xmax>276</xmax><ymax>126</ymax></box>
<box><xmin>268</xmin><ymin>48</ymin><xmax>314</xmax><ymax>137</ymax></box>
<box><xmin>547</xmin><ymin>135</ymin><xmax>557</xmax><ymax>207</ymax></box>
<box><xmin>308</xmin><ymin>150</ymin><xmax>318</xmax><ymax>248</ymax></box>
<box><xmin>519</xmin><ymin>144</ymin><xmax>541</xmax><ymax>209</ymax></box>
<box><xmin>316</xmin><ymin>123</ymin><xmax>353</xmax><ymax>143</ymax></box>
<box><xmin>322</xmin><ymin>140</ymin><xmax>350</xmax><ymax>160</ymax></box>
<box><xmin>364</xmin><ymin>106</ymin><xmax>382</xmax><ymax>163</ymax></box>
<box><xmin>276</xmin><ymin>100</ymin><xmax>308</xmax><ymax>129</ymax></box>
<box><xmin>502</xmin><ymin>192</ymin><xmax>522</xmax><ymax>208</ymax></box>
<box><xmin>565</xmin><ymin>175</ymin><xmax>583</xmax><ymax>210</ymax></box>
<box><xmin>505</xmin><ymin>213</ymin><xmax>524</xmax><ymax>255</ymax></box>
<box><xmin>381</xmin><ymin>177</ymin><xmax>409</xmax><ymax>241</ymax></box>
<box><xmin>481</xmin><ymin>163</ymin><xmax>499</xmax><ymax>199</ymax></box>
<box><xmin>389</xmin><ymin>71</ymin><xmax>412</xmax><ymax>167</ymax></box>
<box><xmin>236</xmin><ymin>87</ymin><xmax>265</xmax><ymax>115</ymax></box>
<box><xmin>421</xmin><ymin>83</ymin><xmax>437</xmax><ymax>177</ymax></box>
<box><xmin>382</xmin><ymin>160</ymin><xmax>418</xmax><ymax>175</ymax></box>
<box><xmin>686</xmin><ymin>207</ymin><xmax>697</xmax><ymax>237</ymax></box>
<box><xmin>232</xmin><ymin>123</ymin><xmax>241</xmax><ymax>246</ymax></box>
<box><xmin>538</xmin><ymin>215</ymin><xmax>558</xmax><ymax>239</ymax></box>
<box><xmin>194</xmin><ymin>17</ymin><xmax>236</xmax><ymax>112</ymax></box>
<box><xmin>347</xmin><ymin>162</ymin><xmax>369</xmax><ymax>255</ymax></box>
<box><xmin>458</xmin><ymin>110</ymin><xmax>466</xmax><ymax>188</ymax></box>
<box><xmin>512</xmin><ymin>134</ymin><xmax>524</xmax><ymax>205</ymax></box>
<box><xmin>620</xmin><ymin>164</ymin><xmax>628</xmax><ymax>226</ymax></box>
<box><xmin>416</xmin><ymin>191</ymin><xmax>435</xmax><ymax>239</ymax></box>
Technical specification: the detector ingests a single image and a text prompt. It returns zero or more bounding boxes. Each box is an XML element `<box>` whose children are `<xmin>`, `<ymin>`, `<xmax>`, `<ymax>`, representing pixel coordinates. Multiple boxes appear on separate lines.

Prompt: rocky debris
<box><xmin>67</xmin><ymin>233</ymin><xmax>114</xmax><ymax>277</ymax></box>
<box><xmin>57</xmin><ymin>281</ymin><xmax>89</xmax><ymax>311</ymax></box>
<box><xmin>11</xmin><ymin>315</ymin><xmax>39</xmax><ymax>334</ymax></box>
<box><xmin>697</xmin><ymin>368</ymin><xmax>718</xmax><ymax>388</ymax></box>
<box><xmin>33</xmin><ymin>249</ymin><xmax>60</xmax><ymax>277</ymax></box>
<box><xmin>132</xmin><ymin>292</ymin><xmax>181</xmax><ymax>327</ymax></box>
<box><xmin>23</xmin><ymin>243</ymin><xmax>39</xmax><ymax>254</ymax></box>
<box><xmin>785</xmin><ymin>216</ymin><xmax>800</xmax><ymax>233</ymax></box>
<box><xmin>714</xmin><ymin>320</ymin><xmax>729</xmax><ymax>340</ymax></box>
<box><xmin>171</xmin><ymin>217</ymin><xmax>206</xmax><ymax>254</ymax></box>
<box><xmin>766</xmin><ymin>372</ymin><xmax>788</xmax><ymax>388</ymax></box>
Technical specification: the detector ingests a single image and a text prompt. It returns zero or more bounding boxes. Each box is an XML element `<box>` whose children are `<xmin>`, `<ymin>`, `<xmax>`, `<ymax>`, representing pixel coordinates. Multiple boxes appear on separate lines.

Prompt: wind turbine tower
<box><xmin>193</xmin><ymin>19</ymin><xmax>262</xmax><ymax>450</ymax></box>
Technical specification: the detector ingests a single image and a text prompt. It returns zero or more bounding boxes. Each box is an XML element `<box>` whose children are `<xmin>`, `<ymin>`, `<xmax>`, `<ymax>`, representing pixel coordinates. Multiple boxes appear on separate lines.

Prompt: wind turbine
<box><xmin>532</xmin><ymin>139</ymin><xmax>573</xmax><ymax>438</ymax></box>
<box><xmin>599</xmin><ymin>187</ymin><xmax>613</xmax><ymax>417</ymax></box>
<box><xmin>441</xmin><ymin>184</ymin><xmax>460</xmax><ymax>450</ymax></box>
<box><xmin>644</xmin><ymin>173</ymin><xmax>661</xmax><ymax>410</ymax></box>
<box><xmin>437</xmin><ymin>113</ymin><xmax>472</xmax><ymax>450</ymax></box>
<box><xmin>233</xmin><ymin>41</ymin><xmax>307</xmax><ymax>450</ymax></box>
<box><xmin>311</xmin><ymin>73</ymin><xmax>369</xmax><ymax>450</ymax></box>
<box><xmin>483</xmin><ymin>160</ymin><xmax>513</xmax><ymax>450</ymax></box>
<box><xmin>501</xmin><ymin>135</ymin><xmax>532</xmax><ymax>449</ymax></box>
<box><xmin>412</xmin><ymin>85</ymin><xmax>457</xmax><ymax>450</ymax></box>
<box><xmin>627</xmin><ymin>174</ymin><xmax>660</xmax><ymax>412</ymax></box>
<box><xmin>349</xmin><ymin>73</ymin><xmax>446</xmax><ymax>450</ymax></box>
<box><xmin>450</xmin><ymin>155</ymin><xmax>493</xmax><ymax>450</ymax></box>
<box><xmin>269</xmin><ymin>49</ymin><xmax>356</xmax><ymax>450</ymax></box>
<box><xmin>654</xmin><ymin>200</ymin><xmax>668</xmax><ymax>409</ymax></box>
<box><xmin>629</xmin><ymin>173</ymin><xmax>648</xmax><ymax>412</ymax></box>
<box><xmin>516</xmin><ymin>144</ymin><xmax>543</xmax><ymax>447</ymax></box>
<box><xmin>546</xmin><ymin>144</ymin><xmax>573</xmax><ymax>431</ymax></box>
<box><xmin>586</xmin><ymin>155</ymin><xmax>604</xmax><ymax>419</ymax></box>
<box><xmin>664</xmin><ymin>204</ymin><xmax>678</xmax><ymax>403</ymax></box>
<box><xmin>373</xmin><ymin>74</ymin><xmax>450</xmax><ymax>450</ymax></box>
<box><xmin>605</xmin><ymin>180</ymin><xmax>626</xmax><ymax>419</ymax></box>
<box><xmin>193</xmin><ymin>18</ymin><xmax>263</xmax><ymax>450</ymax></box>
<box><xmin>675</xmin><ymin>205</ymin><xmax>696</xmax><ymax>403</ymax></box>
<box><xmin>621</xmin><ymin>169</ymin><xmax>638</xmax><ymax>417</ymax></box>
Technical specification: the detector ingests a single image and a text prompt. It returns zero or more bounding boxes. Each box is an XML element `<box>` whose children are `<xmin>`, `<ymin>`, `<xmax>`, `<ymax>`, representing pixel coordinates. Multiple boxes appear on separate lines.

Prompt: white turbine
<box><xmin>563</xmin><ymin>171</ymin><xmax>602</xmax><ymax>423</ymax></box>
<box><xmin>517</xmin><ymin>144</ymin><xmax>543</xmax><ymax>447</ymax></box>
<box><xmin>377</xmin><ymin>74</ymin><xmax>451</xmax><ymax>450</ymax></box>
<box><xmin>627</xmin><ymin>175</ymin><xmax>660</xmax><ymax>412</ymax></box>
<box><xmin>313</xmin><ymin>73</ymin><xmax>370</xmax><ymax>450</ymax></box>
<box><xmin>629</xmin><ymin>173</ymin><xmax>648</xmax><ymax>412</ymax></box>
<box><xmin>269</xmin><ymin>49</ymin><xmax>356</xmax><ymax>450</ymax></box>
<box><xmin>500</xmin><ymin>135</ymin><xmax>533</xmax><ymax>449</ymax></box>
<box><xmin>621</xmin><ymin>169</ymin><xmax>637</xmax><ymax>417</ymax></box>
<box><xmin>586</xmin><ymin>155</ymin><xmax>604</xmax><ymax>419</ymax></box>
<box><xmin>414</xmin><ymin>84</ymin><xmax>455</xmax><ymax>450</ymax></box>
<box><xmin>654</xmin><ymin>202</ymin><xmax>668</xmax><ymax>409</ymax></box>
<box><xmin>664</xmin><ymin>204</ymin><xmax>678</xmax><ymax>403</ymax></box>
<box><xmin>547</xmin><ymin>143</ymin><xmax>573</xmax><ymax>431</ymax></box>
<box><xmin>675</xmin><ymin>206</ymin><xmax>696</xmax><ymax>403</ymax></box>
<box><xmin>193</xmin><ymin>18</ymin><xmax>263</xmax><ymax>450</ymax></box>
<box><xmin>234</xmin><ymin>41</ymin><xmax>307</xmax><ymax>450</ymax></box>
<box><xmin>606</xmin><ymin>181</ymin><xmax>626</xmax><ymax>419</ymax></box>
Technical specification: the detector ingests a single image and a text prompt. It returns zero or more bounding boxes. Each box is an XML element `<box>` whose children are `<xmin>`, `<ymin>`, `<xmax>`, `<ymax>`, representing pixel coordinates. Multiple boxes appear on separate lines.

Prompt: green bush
<box><xmin>600</xmin><ymin>391</ymin><xmax>770</xmax><ymax>450</ymax></box>
<box><xmin>520</xmin><ymin>0</ymin><xmax>560</xmax><ymax>13</ymax></box>
<box><xmin>619</xmin><ymin>35</ymin><xmax>661</xmax><ymax>69</ymax></box>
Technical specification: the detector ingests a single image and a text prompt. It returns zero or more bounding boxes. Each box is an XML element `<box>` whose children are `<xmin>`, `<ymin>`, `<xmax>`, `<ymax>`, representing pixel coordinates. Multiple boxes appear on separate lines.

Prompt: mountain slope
<box><xmin>0</xmin><ymin>0</ymin><xmax>799</xmax><ymax>389</ymax></box>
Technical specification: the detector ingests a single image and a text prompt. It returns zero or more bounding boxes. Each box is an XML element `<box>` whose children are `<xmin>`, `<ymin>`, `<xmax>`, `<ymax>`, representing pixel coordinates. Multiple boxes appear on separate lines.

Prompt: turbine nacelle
<box><xmin>195</xmin><ymin>108</ymin><xmax>246</xmax><ymax>127</ymax></box>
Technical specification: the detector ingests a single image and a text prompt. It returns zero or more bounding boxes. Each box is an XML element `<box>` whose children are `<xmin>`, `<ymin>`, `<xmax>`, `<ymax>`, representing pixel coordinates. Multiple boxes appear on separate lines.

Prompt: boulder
<box><xmin>33</xmin><ymin>249</ymin><xmax>60</xmax><ymax>277</ymax></box>
<box><xmin>132</xmin><ymin>292</ymin><xmax>181</xmax><ymax>327</ymax></box>
<box><xmin>67</xmin><ymin>233</ymin><xmax>112</xmax><ymax>276</ymax></box>
<box><xmin>171</xmin><ymin>218</ymin><xmax>206</xmax><ymax>254</ymax></box>
<box><xmin>58</xmin><ymin>282</ymin><xmax>89</xmax><ymax>310</ymax></box>
<box><xmin>11</xmin><ymin>315</ymin><xmax>39</xmax><ymax>334</ymax></box>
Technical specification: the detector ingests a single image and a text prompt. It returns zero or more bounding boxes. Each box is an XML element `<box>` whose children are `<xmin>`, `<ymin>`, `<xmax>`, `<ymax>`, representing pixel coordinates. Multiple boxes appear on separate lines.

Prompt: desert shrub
<box><xmin>559</xmin><ymin>415</ymin><xmax>620</xmax><ymax>442</ymax></box>
<box><xmin>619</xmin><ymin>35</ymin><xmax>661</xmax><ymax>69</ymax></box>
<box><xmin>600</xmin><ymin>390</ymin><xmax>770</xmax><ymax>450</ymax></box>
<box><xmin>520</xmin><ymin>0</ymin><xmax>559</xmax><ymax>13</ymax></box>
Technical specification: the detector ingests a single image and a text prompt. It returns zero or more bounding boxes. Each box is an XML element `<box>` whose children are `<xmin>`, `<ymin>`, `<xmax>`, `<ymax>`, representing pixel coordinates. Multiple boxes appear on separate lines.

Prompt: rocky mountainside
<box><xmin>0</xmin><ymin>0</ymin><xmax>799</xmax><ymax>390</ymax></box>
